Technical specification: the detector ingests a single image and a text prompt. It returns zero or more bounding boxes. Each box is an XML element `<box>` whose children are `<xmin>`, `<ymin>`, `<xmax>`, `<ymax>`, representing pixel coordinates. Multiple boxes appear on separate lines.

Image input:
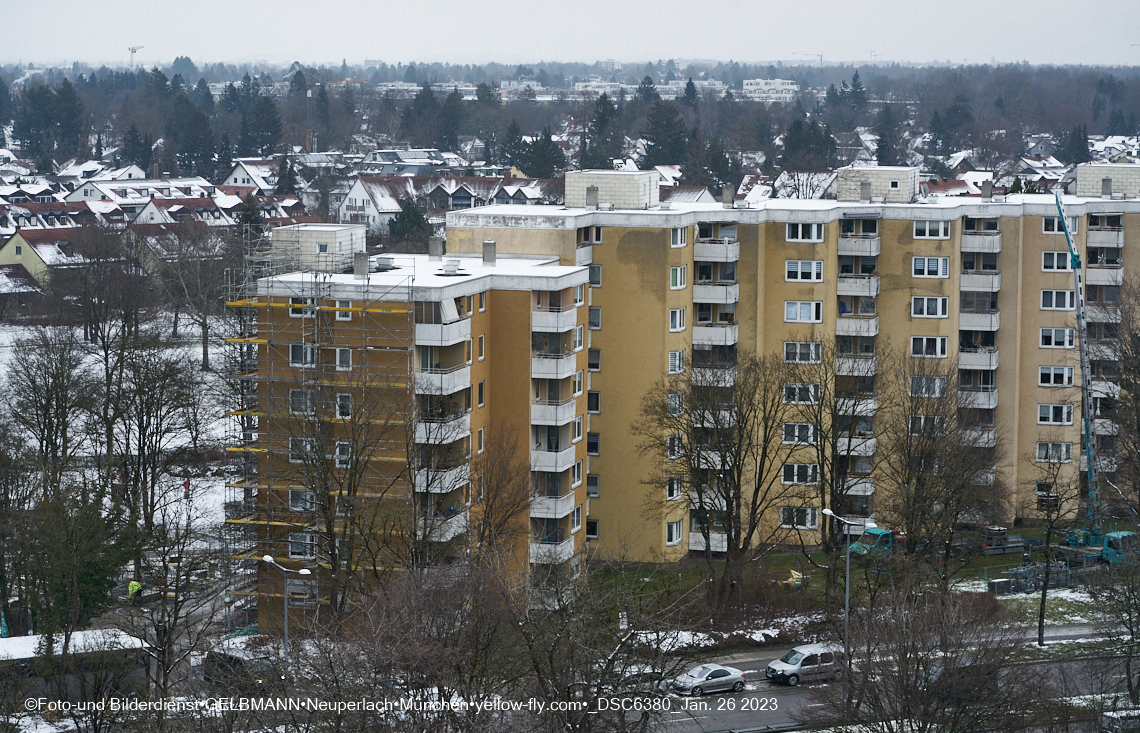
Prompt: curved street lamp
<box><xmin>262</xmin><ymin>555</ymin><xmax>311</xmax><ymax>675</ymax></box>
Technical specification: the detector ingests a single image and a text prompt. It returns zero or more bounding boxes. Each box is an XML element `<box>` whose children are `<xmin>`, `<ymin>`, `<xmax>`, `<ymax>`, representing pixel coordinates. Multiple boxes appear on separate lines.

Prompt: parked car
<box><xmin>670</xmin><ymin>663</ymin><xmax>746</xmax><ymax>696</ymax></box>
<box><xmin>765</xmin><ymin>643</ymin><xmax>844</xmax><ymax>686</ymax></box>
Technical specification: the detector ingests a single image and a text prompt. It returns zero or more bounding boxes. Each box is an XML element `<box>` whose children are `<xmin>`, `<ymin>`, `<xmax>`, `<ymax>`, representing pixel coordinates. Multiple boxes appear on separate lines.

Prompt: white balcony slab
<box><xmin>958</xmin><ymin>349</ymin><xmax>998</xmax><ymax>370</ymax></box>
<box><xmin>693</xmin><ymin>283</ymin><xmax>740</xmax><ymax>303</ymax></box>
<box><xmin>838</xmin><ymin>436</ymin><xmax>876</xmax><ymax>456</ymax></box>
<box><xmin>1086</xmin><ymin>266</ymin><xmax>1123</xmax><ymax>286</ymax></box>
<box><xmin>692</xmin><ymin>323</ymin><xmax>739</xmax><ymax>346</ymax></box>
<box><xmin>1087</xmin><ymin>229</ymin><xmax>1124</xmax><ymax>247</ymax></box>
<box><xmin>414</xmin><ymin>464</ymin><xmax>470</xmax><ymax>493</ymax></box>
<box><xmin>692</xmin><ymin>366</ymin><xmax>737</xmax><ymax>386</ymax></box>
<box><xmin>844</xmin><ymin>477</ymin><xmax>876</xmax><ymax>496</ymax></box>
<box><xmin>530</xmin><ymin>492</ymin><xmax>577</xmax><ymax>519</ymax></box>
<box><xmin>531</xmin><ymin>445</ymin><xmax>577</xmax><ymax>472</ymax></box>
<box><xmin>1093</xmin><ymin>418</ymin><xmax>1118</xmax><ymax>436</ymax></box>
<box><xmin>1087</xmin><ymin>305</ymin><xmax>1121</xmax><ymax>323</ymax></box>
<box><xmin>836</xmin><ymin>316</ymin><xmax>879</xmax><ymax>337</ymax></box>
<box><xmin>960</xmin><ymin>272</ymin><xmax>1001</xmax><ymax>291</ymax></box>
<box><xmin>959</xmin><ymin>311</ymin><xmax>1000</xmax><ymax>331</ymax></box>
<box><xmin>575</xmin><ymin>245</ymin><xmax>593</xmax><ymax>265</ymax></box>
<box><xmin>531</xmin><ymin>399</ymin><xmax>577</xmax><ymax>425</ymax></box>
<box><xmin>1090</xmin><ymin>380</ymin><xmax>1121</xmax><ymax>398</ymax></box>
<box><xmin>837</xmin><ymin>235</ymin><xmax>880</xmax><ymax>257</ymax></box>
<box><xmin>959</xmin><ymin>389</ymin><xmax>998</xmax><ymax>409</ymax></box>
<box><xmin>836</xmin><ymin>397</ymin><xmax>878</xmax><ymax>416</ymax></box>
<box><xmin>421</xmin><ymin>510</ymin><xmax>468</xmax><ymax>542</ymax></box>
<box><xmin>531</xmin><ymin>353</ymin><xmax>579</xmax><ymax>380</ymax></box>
<box><xmin>837</xmin><ymin>275</ymin><xmax>880</xmax><ymax>297</ymax></box>
<box><xmin>959</xmin><ymin>427</ymin><xmax>997</xmax><ymax>448</ymax></box>
<box><xmin>530</xmin><ymin>536</ymin><xmax>576</xmax><ymax>564</ymax></box>
<box><xmin>415</xmin><ymin>319</ymin><xmax>471</xmax><ymax>346</ymax></box>
<box><xmin>837</xmin><ymin>355</ymin><xmax>878</xmax><ymax>376</ymax></box>
<box><xmin>689</xmin><ymin>531</ymin><xmax>728</xmax><ymax>552</ymax></box>
<box><xmin>415</xmin><ymin>413</ymin><xmax>471</xmax><ymax>444</ymax></box>
<box><xmin>531</xmin><ymin>308</ymin><xmax>579</xmax><ymax>332</ymax></box>
<box><xmin>961</xmin><ymin>232</ymin><xmax>1002</xmax><ymax>253</ymax></box>
<box><xmin>415</xmin><ymin>365</ymin><xmax>471</xmax><ymax>395</ymax></box>
<box><xmin>694</xmin><ymin>238</ymin><xmax>740</xmax><ymax>261</ymax></box>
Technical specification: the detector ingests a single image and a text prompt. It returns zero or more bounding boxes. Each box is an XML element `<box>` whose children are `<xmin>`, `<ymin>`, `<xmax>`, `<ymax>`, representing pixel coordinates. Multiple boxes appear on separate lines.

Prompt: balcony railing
<box><xmin>530</xmin><ymin>534</ymin><xmax>575</xmax><ymax>564</ymax></box>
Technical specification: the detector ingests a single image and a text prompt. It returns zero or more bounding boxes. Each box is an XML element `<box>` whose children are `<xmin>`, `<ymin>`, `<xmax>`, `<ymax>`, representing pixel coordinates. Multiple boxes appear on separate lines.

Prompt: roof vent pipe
<box><xmin>428</xmin><ymin>236</ymin><xmax>443</xmax><ymax>261</ymax></box>
<box><xmin>483</xmin><ymin>240</ymin><xmax>496</xmax><ymax>266</ymax></box>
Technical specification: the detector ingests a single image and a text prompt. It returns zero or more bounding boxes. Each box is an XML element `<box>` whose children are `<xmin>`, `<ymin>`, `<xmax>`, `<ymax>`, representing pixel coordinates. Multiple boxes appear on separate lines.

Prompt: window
<box><xmin>783</xmin><ymin>383</ymin><xmax>820</xmax><ymax>404</ymax></box>
<box><xmin>784</xmin><ymin>341</ymin><xmax>822</xmax><ymax>363</ymax></box>
<box><xmin>782</xmin><ymin>463</ymin><xmax>819</xmax><ymax>484</ymax></box>
<box><xmin>318</xmin><ymin>243</ymin><xmax>329</xmax><ymax>253</ymax></box>
<box><xmin>890</xmin><ymin>180</ymin><xmax>899</xmax><ymax>189</ymax></box>
<box><xmin>588</xmin><ymin>307</ymin><xmax>601</xmax><ymax>330</ymax></box>
<box><xmin>1039</xmin><ymin>367</ymin><xmax>1074</xmax><ymax>387</ymax></box>
<box><xmin>289</xmin><ymin>533</ymin><xmax>316</xmax><ymax>558</ymax></box>
<box><xmin>1042</xmin><ymin>251</ymin><xmax>1072</xmax><ymax>271</ymax></box>
<box><xmin>666</xmin><ymin>520</ymin><xmax>683</xmax><ymax>545</ymax></box>
<box><xmin>668</xmin><ymin>350</ymin><xmax>685</xmax><ymax>374</ymax></box>
<box><xmin>335</xmin><ymin>442</ymin><xmax>351</xmax><ymax>468</ymax></box>
<box><xmin>910</xmin><ymin>336</ymin><xmax>947</xmax><ymax>358</ymax></box>
<box><xmin>586</xmin><ymin>474</ymin><xmax>599</xmax><ymax>497</ymax></box>
<box><xmin>589</xmin><ymin>264</ymin><xmax>602</xmax><ymax>286</ymax></box>
<box><xmin>589</xmin><ymin>349</ymin><xmax>601</xmax><ymax>371</ymax></box>
<box><xmin>912</xmin><ymin>256</ymin><xmax>949</xmax><ymax>278</ymax></box>
<box><xmin>913</xmin><ymin>220</ymin><xmax>951</xmax><ymax>239</ymax></box>
<box><xmin>783</xmin><ymin>423</ymin><xmax>818</xmax><ymax>445</ymax></box>
<box><xmin>1089</xmin><ymin>214</ymin><xmax>1122</xmax><ymax>230</ymax></box>
<box><xmin>1041</xmin><ymin>290</ymin><xmax>1075</xmax><ymax>310</ymax></box>
<box><xmin>13</xmin><ymin>245</ymin><xmax>21</xmax><ymax>256</ymax></box>
<box><xmin>572</xmin><ymin>416</ymin><xmax>583</xmax><ymax>441</ymax></box>
<box><xmin>1043</xmin><ymin>216</ymin><xmax>1078</xmax><ymax>234</ymax></box>
<box><xmin>963</xmin><ymin>217</ymin><xmax>1000</xmax><ymax>232</ymax></box>
<box><xmin>911</xmin><ymin>297</ymin><xmax>948</xmax><ymax>318</ymax></box>
<box><xmin>670</xmin><ymin>266</ymin><xmax>687</xmax><ymax>289</ymax></box>
<box><xmin>574</xmin><ymin>284</ymin><xmax>585</xmax><ymax>305</ymax></box>
<box><xmin>780</xmin><ymin>507</ymin><xmax>819</xmax><ymax>530</ymax></box>
<box><xmin>960</xmin><ymin>291</ymin><xmax>997</xmax><ymax>314</ymax></box>
<box><xmin>573</xmin><ymin>371</ymin><xmax>584</xmax><ymax>395</ymax></box>
<box><xmin>568</xmin><ymin>504</ymin><xmax>583</xmax><ymax>533</ymax></box>
<box><xmin>1038</xmin><ymin>404</ymin><xmax>1074</xmax><ymax>425</ymax></box>
<box><xmin>667</xmin><ymin>476</ymin><xmax>683</xmax><ymax>500</ymax></box>
<box><xmin>478</xmin><ymin>291</ymin><xmax>486</xmax><ymax>311</ymax></box>
<box><xmin>586</xmin><ymin>519</ymin><xmax>599</xmax><ymax>538</ymax></box>
<box><xmin>465</xmin><ymin>338</ymin><xmax>473</xmax><ymax>363</ymax></box>
<box><xmin>667</xmin><ymin>393</ymin><xmax>684</xmax><ymax>417</ymax></box>
<box><xmin>667</xmin><ymin>435</ymin><xmax>683</xmax><ymax>459</ymax></box>
<box><xmin>577</xmin><ymin>226</ymin><xmax>599</xmax><ymax>244</ymax></box>
<box><xmin>841</xmin><ymin>218</ymin><xmax>878</xmax><ymax>236</ymax></box>
<box><xmin>289</xmin><ymin>297</ymin><xmax>315</xmax><ymax>317</ymax></box>
<box><xmin>478</xmin><ymin>335</ymin><xmax>485</xmax><ymax>360</ymax></box>
<box><xmin>336</xmin><ymin>300</ymin><xmax>352</xmax><ymax>320</ymax></box>
<box><xmin>786</xmin><ymin>222</ymin><xmax>824</xmax><ymax>242</ymax></box>
<box><xmin>1040</xmin><ymin>328</ymin><xmax>1075</xmax><ymax>348</ymax></box>
<box><xmin>786</xmin><ymin>260</ymin><xmax>824</xmax><ymax>282</ymax></box>
<box><xmin>671</xmin><ymin>228</ymin><xmax>687</xmax><ymax>247</ymax></box>
<box><xmin>289</xmin><ymin>489</ymin><xmax>315</xmax><ymax>511</ymax></box>
<box><xmin>909</xmin><ymin>415</ymin><xmax>946</xmax><ymax>436</ymax></box>
<box><xmin>587</xmin><ymin>391</ymin><xmax>600</xmax><ymax>413</ymax></box>
<box><xmin>1036</xmin><ymin>442</ymin><xmax>1072</xmax><ymax>462</ymax></box>
<box><xmin>478</xmin><ymin>381</ymin><xmax>485</xmax><ymax>407</ymax></box>
<box><xmin>571</xmin><ymin>461</ymin><xmax>583</xmax><ymax>486</ymax></box>
<box><xmin>336</xmin><ymin>348</ymin><xmax>352</xmax><ymax>370</ymax></box>
<box><xmin>289</xmin><ymin>437</ymin><xmax>315</xmax><ymax>463</ymax></box>
<box><xmin>478</xmin><ymin>427</ymin><xmax>485</xmax><ymax>453</ymax></box>
<box><xmin>910</xmin><ymin>375</ymin><xmax>947</xmax><ymax>397</ymax></box>
<box><xmin>334</xmin><ymin>393</ymin><xmax>352</xmax><ymax>419</ymax></box>
<box><xmin>961</xmin><ymin>252</ymin><xmax>998</xmax><ymax>273</ymax></box>
<box><xmin>1088</xmin><ymin>285</ymin><xmax>1121</xmax><ymax>304</ymax></box>
<box><xmin>785</xmin><ymin>301</ymin><xmax>823</xmax><ymax>323</ymax></box>
<box><xmin>669</xmin><ymin>308</ymin><xmax>686</xmax><ymax>331</ymax></box>
<box><xmin>573</xmin><ymin>325</ymin><xmax>584</xmax><ymax>350</ymax></box>
<box><xmin>1037</xmin><ymin>483</ymin><xmax>1059</xmax><ymax>511</ymax></box>
<box><xmin>289</xmin><ymin>389</ymin><xmax>314</xmax><ymax>415</ymax></box>
<box><xmin>290</xmin><ymin>344</ymin><xmax>316</xmax><ymax>366</ymax></box>
<box><xmin>587</xmin><ymin>433</ymin><xmax>599</xmax><ymax>455</ymax></box>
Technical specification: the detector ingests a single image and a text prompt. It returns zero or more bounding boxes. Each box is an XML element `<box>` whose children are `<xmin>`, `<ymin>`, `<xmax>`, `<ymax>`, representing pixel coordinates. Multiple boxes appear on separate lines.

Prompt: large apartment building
<box><xmin>442</xmin><ymin>165</ymin><xmax>1140</xmax><ymax>563</ymax></box>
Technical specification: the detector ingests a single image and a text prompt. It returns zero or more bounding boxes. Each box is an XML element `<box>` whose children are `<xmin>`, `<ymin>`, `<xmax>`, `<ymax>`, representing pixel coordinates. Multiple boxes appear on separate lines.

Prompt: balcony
<box><xmin>839</xmin><ymin>515</ymin><xmax>876</xmax><ymax>536</ymax></box>
<box><xmin>1081</xmin><ymin>454</ymin><xmax>1118</xmax><ymax>473</ymax></box>
<box><xmin>960</xmin><ymin>272</ymin><xmax>1001</xmax><ymax>291</ymax></box>
<box><xmin>575</xmin><ymin>244</ymin><xmax>593</xmax><ymax>265</ymax></box>
<box><xmin>959</xmin><ymin>310</ymin><xmax>999</xmax><ymax>331</ymax></box>
<box><xmin>836</xmin><ymin>315</ymin><xmax>879</xmax><ymax>337</ymax></box>
<box><xmin>693</xmin><ymin>282</ymin><xmax>740</xmax><ymax>304</ymax></box>
<box><xmin>531</xmin><ymin>352</ymin><xmax>579</xmax><ymax>380</ymax></box>
<box><xmin>530</xmin><ymin>491</ymin><xmax>577</xmax><ymax>519</ymax></box>
<box><xmin>1088</xmin><ymin>341</ymin><xmax>1119</xmax><ymax>360</ymax></box>
<box><xmin>532</xmin><ymin>305</ymin><xmax>579</xmax><ymax>333</ymax></box>
<box><xmin>1086</xmin><ymin>266</ymin><xmax>1123</xmax><ymax>286</ymax></box>
<box><xmin>960</xmin><ymin>426</ymin><xmax>997</xmax><ymax>448</ymax></box>
<box><xmin>415</xmin><ymin>319</ymin><xmax>471</xmax><ymax>346</ymax></box>
<box><xmin>694</xmin><ymin>238</ymin><xmax>740</xmax><ymax>261</ymax></box>
<box><xmin>837</xmin><ymin>235</ymin><xmax>881</xmax><ymax>257</ymax></box>
<box><xmin>414</xmin><ymin>464</ymin><xmax>470</xmax><ymax>493</ymax></box>
<box><xmin>420</xmin><ymin>510</ymin><xmax>469</xmax><ymax>542</ymax></box>
<box><xmin>961</xmin><ymin>232</ymin><xmax>1002</xmax><ymax>253</ymax></box>
<box><xmin>1093</xmin><ymin>418</ymin><xmax>1118</xmax><ymax>436</ymax></box>
<box><xmin>692</xmin><ymin>365</ymin><xmax>737</xmax><ymax>386</ymax></box>
<box><xmin>837</xmin><ymin>274</ymin><xmax>880</xmax><ymax>298</ymax></box>
<box><xmin>416</xmin><ymin>364</ymin><xmax>471</xmax><ymax>395</ymax></box>
<box><xmin>692</xmin><ymin>408</ymin><xmax>735</xmax><ymax>427</ymax></box>
<box><xmin>837</xmin><ymin>355</ymin><xmax>878</xmax><ymax>376</ymax></box>
<box><xmin>836</xmin><ymin>395</ymin><xmax>878</xmax><ymax>416</ymax></box>
<box><xmin>1087</xmin><ymin>229</ymin><xmax>1125</xmax><ymax>247</ymax></box>
<box><xmin>692</xmin><ymin>323</ymin><xmax>739</xmax><ymax>346</ymax></box>
<box><xmin>1087</xmin><ymin>305</ymin><xmax>1121</xmax><ymax>323</ymax></box>
<box><xmin>958</xmin><ymin>348</ymin><xmax>998</xmax><ymax>370</ymax></box>
<box><xmin>844</xmin><ymin>476</ymin><xmax>876</xmax><ymax>496</ymax></box>
<box><xmin>1090</xmin><ymin>380</ymin><xmax>1121</xmax><ymax>398</ymax></box>
<box><xmin>837</xmin><ymin>436</ymin><xmax>876</xmax><ymax>456</ymax></box>
<box><xmin>959</xmin><ymin>388</ymin><xmax>999</xmax><ymax>409</ymax></box>
<box><xmin>689</xmin><ymin>531</ymin><xmax>728</xmax><ymax>552</ymax></box>
<box><xmin>531</xmin><ymin>398</ymin><xmax>577</xmax><ymax>425</ymax></box>
<box><xmin>530</xmin><ymin>535</ymin><xmax>576</xmax><ymax>564</ymax></box>
<box><xmin>531</xmin><ymin>445</ymin><xmax>577</xmax><ymax>472</ymax></box>
<box><xmin>415</xmin><ymin>412</ymin><xmax>471</xmax><ymax>444</ymax></box>
<box><xmin>973</xmin><ymin>468</ymin><xmax>997</xmax><ymax>486</ymax></box>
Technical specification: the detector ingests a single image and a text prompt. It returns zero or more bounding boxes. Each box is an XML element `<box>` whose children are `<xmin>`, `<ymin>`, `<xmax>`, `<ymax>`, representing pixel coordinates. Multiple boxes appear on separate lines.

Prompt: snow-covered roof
<box><xmin>0</xmin><ymin>629</ymin><xmax>147</xmax><ymax>661</ymax></box>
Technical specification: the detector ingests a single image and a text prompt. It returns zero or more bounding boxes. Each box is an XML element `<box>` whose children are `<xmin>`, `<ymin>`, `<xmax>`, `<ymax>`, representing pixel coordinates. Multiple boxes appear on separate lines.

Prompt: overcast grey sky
<box><xmin>7</xmin><ymin>0</ymin><xmax>1139</xmax><ymax>69</ymax></box>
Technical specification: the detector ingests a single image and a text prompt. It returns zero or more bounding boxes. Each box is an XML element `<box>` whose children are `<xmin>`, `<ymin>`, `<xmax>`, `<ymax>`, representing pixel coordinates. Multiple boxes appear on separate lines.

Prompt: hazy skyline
<box><xmin>6</xmin><ymin>0</ymin><xmax>1140</xmax><ymax>70</ymax></box>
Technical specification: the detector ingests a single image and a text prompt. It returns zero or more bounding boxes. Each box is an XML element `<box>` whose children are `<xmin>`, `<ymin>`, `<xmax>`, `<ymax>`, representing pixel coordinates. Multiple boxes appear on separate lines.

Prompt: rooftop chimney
<box><xmin>585</xmin><ymin>185</ymin><xmax>599</xmax><ymax>210</ymax></box>
<box><xmin>354</xmin><ymin>251</ymin><xmax>369</xmax><ymax>279</ymax></box>
<box><xmin>721</xmin><ymin>184</ymin><xmax>733</xmax><ymax>208</ymax></box>
<box><xmin>981</xmin><ymin>180</ymin><xmax>993</xmax><ymax>202</ymax></box>
<box><xmin>1102</xmin><ymin>177</ymin><xmax>1113</xmax><ymax>199</ymax></box>
<box><xmin>859</xmin><ymin>180</ymin><xmax>872</xmax><ymax>204</ymax></box>
<box><xmin>483</xmin><ymin>239</ymin><xmax>496</xmax><ymax>266</ymax></box>
<box><xmin>428</xmin><ymin>236</ymin><xmax>443</xmax><ymax>261</ymax></box>
<box><xmin>152</xmin><ymin>162</ymin><xmax>160</xmax><ymax>180</ymax></box>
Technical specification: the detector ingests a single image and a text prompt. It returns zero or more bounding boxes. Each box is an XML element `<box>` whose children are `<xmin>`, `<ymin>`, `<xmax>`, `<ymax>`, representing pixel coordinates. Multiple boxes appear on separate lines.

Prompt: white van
<box><xmin>764</xmin><ymin>643</ymin><xmax>844</xmax><ymax>686</ymax></box>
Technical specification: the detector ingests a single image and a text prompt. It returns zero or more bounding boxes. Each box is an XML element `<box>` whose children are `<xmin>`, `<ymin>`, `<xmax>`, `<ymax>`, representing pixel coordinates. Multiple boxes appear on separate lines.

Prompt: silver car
<box><xmin>671</xmin><ymin>663</ymin><xmax>746</xmax><ymax>696</ymax></box>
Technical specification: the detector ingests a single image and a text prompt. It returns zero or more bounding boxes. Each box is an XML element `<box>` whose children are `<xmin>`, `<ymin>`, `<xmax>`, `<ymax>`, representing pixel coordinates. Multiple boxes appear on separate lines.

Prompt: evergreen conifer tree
<box><xmin>873</xmin><ymin>104</ymin><xmax>904</xmax><ymax>166</ymax></box>
<box><xmin>636</xmin><ymin>76</ymin><xmax>660</xmax><ymax>102</ymax></box>
<box><xmin>236</xmin><ymin>113</ymin><xmax>256</xmax><ymax>157</ymax></box>
<box><xmin>527</xmin><ymin>126</ymin><xmax>565</xmax><ymax>178</ymax></box>
<box><xmin>275</xmin><ymin>157</ymin><xmax>298</xmax><ymax>195</ymax></box>
<box><xmin>680</xmin><ymin>79</ymin><xmax>699</xmax><ymax>109</ymax></box>
<box><xmin>214</xmin><ymin>133</ymin><xmax>233</xmax><ymax>183</ymax></box>
<box><xmin>250</xmin><ymin>96</ymin><xmax>283</xmax><ymax>156</ymax></box>
<box><xmin>194</xmin><ymin>78</ymin><xmax>214</xmax><ymax>115</ymax></box>
<box><xmin>501</xmin><ymin>119</ymin><xmax>530</xmax><ymax>172</ymax></box>
<box><xmin>642</xmin><ymin>100</ymin><xmax>688</xmax><ymax>167</ymax></box>
<box><xmin>388</xmin><ymin>199</ymin><xmax>430</xmax><ymax>248</ymax></box>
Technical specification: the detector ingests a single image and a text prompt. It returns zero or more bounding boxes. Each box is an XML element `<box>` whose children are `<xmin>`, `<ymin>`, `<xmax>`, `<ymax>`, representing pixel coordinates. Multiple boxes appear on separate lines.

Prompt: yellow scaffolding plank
<box><xmin>226</xmin><ymin>337</ymin><xmax>267</xmax><ymax>344</ymax></box>
<box><xmin>226</xmin><ymin>446</ymin><xmax>268</xmax><ymax>453</ymax></box>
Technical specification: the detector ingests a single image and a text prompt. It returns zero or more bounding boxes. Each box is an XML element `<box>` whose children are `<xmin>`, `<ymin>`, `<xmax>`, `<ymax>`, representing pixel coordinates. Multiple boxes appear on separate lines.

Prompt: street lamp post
<box><xmin>262</xmin><ymin>555</ymin><xmax>310</xmax><ymax>676</ymax></box>
<box><xmin>822</xmin><ymin>509</ymin><xmax>855</xmax><ymax>671</ymax></box>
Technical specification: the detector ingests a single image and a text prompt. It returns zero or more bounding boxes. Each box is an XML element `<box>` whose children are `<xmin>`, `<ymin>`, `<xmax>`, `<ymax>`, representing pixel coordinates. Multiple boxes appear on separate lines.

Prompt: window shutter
<box><xmin>815</xmin><ymin>261</ymin><xmax>823</xmax><ymax>280</ymax></box>
<box><xmin>940</xmin><ymin>257</ymin><xmax>949</xmax><ymax>277</ymax></box>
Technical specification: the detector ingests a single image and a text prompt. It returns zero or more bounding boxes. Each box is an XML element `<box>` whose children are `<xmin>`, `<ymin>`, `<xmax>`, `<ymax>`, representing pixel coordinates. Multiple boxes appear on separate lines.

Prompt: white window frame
<box><xmin>289</xmin><ymin>344</ymin><xmax>316</xmax><ymax>367</ymax></box>
<box><xmin>910</xmin><ymin>375</ymin><xmax>947</xmax><ymax>397</ymax></box>
<box><xmin>785</xmin><ymin>260</ymin><xmax>824</xmax><ymax>282</ymax></box>
<box><xmin>289</xmin><ymin>297</ymin><xmax>315</xmax><ymax>318</ymax></box>
<box><xmin>1039</xmin><ymin>366</ymin><xmax>1074</xmax><ymax>387</ymax></box>
<box><xmin>289</xmin><ymin>437</ymin><xmax>315</xmax><ymax>463</ymax></box>
<box><xmin>1038</xmin><ymin>404</ymin><xmax>1074</xmax><ymax>425</ymax></box>
<box><xmin>478</xmin><ymin>427</ymin><xmax>485</xmax><ymax>454</ymax></box>
<box><xmin>785</xmin><ymin>301</ymin><xmax>823</xmax><ymax>323</ymax></box>
<box><xmin>289</xmin><ymin>388</ymin><xmax>314</xmax><ymax>415</ymax></box>
<box><xmin>589</xmin><ymin>306</ymin><xmax>601</xmax><ymax>330</ymax></box>
<box><xmin>289</xmin><ymin>489</ymin><xmax>315</xmax><ymax>511</ymax></box>
<box><xmin>666</xmin><ymin>476</ymin><xmax>683</xmax><ymax>501</ymax></box>
<box><xmin>911</xmin><ymin>297</ymin><xmax>948</xmax><ymax>318</ymax></box>
<box><xmin>1040</xmin><ymin>328</ymin><xmax>1075</xmax><ymax>349</ymax></box>
<box><xmin>478</xmin><ymin>334</ymin><xmax>485</xmax><ymax>361</ymax></box>
<box><xmin>782</xmin><ymin>463</ymin><xmax>820</xmax><ymax>485</ymax></box>
<box><xmin>666</xmin><ymin>519</ymin><xmax>683</xmax><ymax>545</ymax></box>
<box><xmin>783</xmin><ymin>383</ymin><xmax>820</xmax><ymax>405</ymax></box>
<box><xmin>913</xmin><ymin>220</ymin><xmax>951</xmax><ymax>239</ymax></box>
<box><xmin>571</xmin><ymin>461</ymin><xmax>583</xmax><ymax>486</ymax></box>
<box><xmin>669</xmin><ymin>308</ymin><xmax>686</xmax><ymax>332</ymax></box>
<box><xmin>912</xmin><ymin>256</ymin><xmax>949</xmax><ymax>278</ymax></box>
<box><xmin>780</xmin><ymin>506</ymin><xmax>819</xmax><ymax>530</ymax></box>
<box><xmin>335</xmin><ymin>441</ymin><xmax>351</xmax><ymax>468</ymax></box>
<box><xmin>670</xmin><ymin>265</ymin><xmax>687</xmax><ymax>289</ymax></box>
<box><xmin>786</xmin><ymin>222</ymin><xmax>824</xmax><ymax>242</ymax></box>
<box><xmin>1036</xmin><ymin>442</ymin><xmax>1072</xmax><ymax>463</ymax></box>
<box><xmin>1043</xmin><ymin>216</ymin><xmax>1078</xmax><ymax>234</ymax></box>
<box><xmin>782</xmin><ymin>423</ymin><xmax>818</xmax><ymax>445</ymax></box>
<box><xmin>573</xmin><ymin>325</ymin><xmax>584</xmax><ymax>351</ymax></box>
<box><xmin>289</xmin><ymin>532</ymin><xmax>316</xmax><ymax>558</ymax></box>
<box><xmin>668</xmin><ymin>350</ymin><xmax>685</xmax><ymax>374</ymax></box>
<box><xmin>667</xmin><ymin>392</ymin><xmax>684</xmax><ymax>417</ymax></box>
<box><xmin>667</xmin><ymin>435</ymin><xmax>683</xmax><ymax>459</ymax></box>
<box><xmin>572</xmin><ymin>370</ymin><xmax>584</xmax><ymax>396</ymax></box>
<box><xmin>910</xmin><ymin>336</ymin><xmax>948</xmax><ymax>358</ymax></box>
<box><xmin>335</xmin><ymin>300</ymin><xmax>352</xmax><ymax>321</ymax></box>
<box><xmin>909</xmin><ymin>415</ymin><xmax>946</xmax><ymax>436</ymax></box>
<box><xmin>478</xmin><ymin>291</ymin><xmax>486</xmax><ymax>311</ymax></box>
<box><xmin>572</xmin><ymin>416</ymin><xmax>584</xmax><ymax>442</ymax></box>
<box><xmin>670</xmin><ymin>227</ymin><xmax>687</xmax><ymax>248</ymax></box>
<box><xmin>336</xmin><ymin>347</ymin><xmax>352</xmax><ymax>371</ymax></box>
<box><xmin>1041</xmin><ymin>290</ymin><xmax>1075</xmax><ymax>311</ymax></box>
<box><xmin>1042</xmin><ymin>251</ymin><xmax>1072</xmax><ymax>272</ymax></box>
<box><xmin>574</xmin><ymin>284</ymin><xmax>585</xmax><ymax>305</ymax></box>
<box><xmin>784</xmin><ymin>341</ymin><xmax>822</xmax><ymax>363</ymax></box>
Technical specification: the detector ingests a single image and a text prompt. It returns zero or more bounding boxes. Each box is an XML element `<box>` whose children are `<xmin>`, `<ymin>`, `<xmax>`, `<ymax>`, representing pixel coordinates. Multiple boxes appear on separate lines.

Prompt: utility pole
<box><xmin>128</xmin><ymin>46</ymin><xmax>143</xmax><ymax>72</ymax></box>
